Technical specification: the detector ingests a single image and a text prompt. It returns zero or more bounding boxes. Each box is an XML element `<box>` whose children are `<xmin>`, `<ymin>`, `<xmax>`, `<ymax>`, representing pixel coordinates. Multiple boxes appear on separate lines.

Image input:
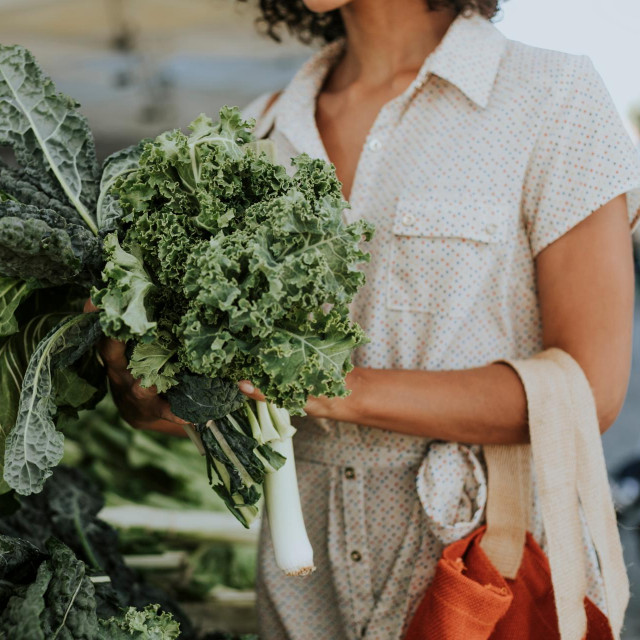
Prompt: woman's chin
<box><xmin>303</xmin><ymin>0</ymin><xmax>351</xmax><ymax>13</ymax></box>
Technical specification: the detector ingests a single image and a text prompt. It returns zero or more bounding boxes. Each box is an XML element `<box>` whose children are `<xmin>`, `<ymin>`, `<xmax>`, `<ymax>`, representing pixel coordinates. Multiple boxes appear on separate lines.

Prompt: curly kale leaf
<box><xmin>128</xmin><ymin>336</ymin><xmax>181</xmax><ymax>394</ymax></box>
<box><xmin>252</xmin><ymin>308</ymin><xmax>368</xmax><ymax>412</ymax></box>
<box><xmin>0</xmin><ymin>201</ymin><xmax>102</xmax><ymax>286</ymax></box>
<box><xmin>97</xmin><ymin>604</ymin><xmax>180</xmax><ymax>640</ymax></box>
<box><xmin>3</xmin><ymin>313</ymin><xmax>102</xmax><ymax>495</ymax></box>
<box><xmin>0</xmin><ymin>45</ymin><xmax>100</xmax><ymax>233</ymax></box>
<box><xmin>92</xmin><ymin>234</ymin><xmax>156</xmax><ymax>342</ymax></box>
<box><xmin>166</xmin><ymin>373</ymin><xmax>246</xmax><ymax>424</ymax></box>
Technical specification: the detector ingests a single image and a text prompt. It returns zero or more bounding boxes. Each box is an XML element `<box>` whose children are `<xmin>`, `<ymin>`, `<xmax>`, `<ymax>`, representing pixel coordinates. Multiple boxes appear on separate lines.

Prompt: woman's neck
<box><xmin>328</xmin><ymin>1</ymin><xmax>457</xmax><ymax>91</ymax></box>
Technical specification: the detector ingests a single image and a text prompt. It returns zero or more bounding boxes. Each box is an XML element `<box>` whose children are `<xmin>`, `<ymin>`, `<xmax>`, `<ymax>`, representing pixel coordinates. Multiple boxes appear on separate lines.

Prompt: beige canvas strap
<box><xmin>481</xmin><ymin>348</ymin><xmax>629</xmax><ymax>640</ymax></box>
<box><xmin>481</xmin><ymin>444</ymin><xmax>530</xmax><ymax>579</ymax></box>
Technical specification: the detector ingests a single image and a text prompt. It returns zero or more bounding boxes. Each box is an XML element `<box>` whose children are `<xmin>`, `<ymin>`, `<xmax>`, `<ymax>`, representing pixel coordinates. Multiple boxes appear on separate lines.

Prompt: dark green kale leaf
<box><xmin>40</xmin><ymin>537</ymin><xmax>100</xmax><ymax>639</ymax></box>
<box><xmin>0</xmin><ymin>557</ymin><xmax>52</xmax><ymax>639</ymax></box>
<box><xmin>0</xmin><ymin>201</ymin><xmax>102</xmax><ymax>286</ymax></box>
<box><xmin>0</xmin><ymin>160</ymin><xmax>82</xmax><ymax>223</ymax></box>
<box><xmin>167</xmin><ymin>373</ymin><xmax>246</xmax><ymax>424</ymax></box>
<box><xmin>0</xmin><ymin>534</ymin><xmax>45</xmax><ymax>598</ymax></box>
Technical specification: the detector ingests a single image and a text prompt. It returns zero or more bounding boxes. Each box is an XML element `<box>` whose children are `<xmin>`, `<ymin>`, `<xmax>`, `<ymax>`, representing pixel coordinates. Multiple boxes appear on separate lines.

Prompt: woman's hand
<box><xmin>84</xmin><ymin>299</ymin><xmax>188</xmax><ymax>437</ymax></box>
<box><xmin>238</xmin><ymin>369</ymin><xmax>366</xmax><ymax>423</ymax></box>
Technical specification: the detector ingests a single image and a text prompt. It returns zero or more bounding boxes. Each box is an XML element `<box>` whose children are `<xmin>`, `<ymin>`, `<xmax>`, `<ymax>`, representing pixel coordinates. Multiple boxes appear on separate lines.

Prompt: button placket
<box><xmin>341</xmin><ymin>463</ymin><xmax>374</xmax><ymax>636</ymax></box>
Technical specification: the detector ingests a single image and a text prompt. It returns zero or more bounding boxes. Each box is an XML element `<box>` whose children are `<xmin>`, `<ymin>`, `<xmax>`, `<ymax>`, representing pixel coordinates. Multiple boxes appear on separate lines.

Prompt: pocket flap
<box><xmin>393</xmin><ymin>194</ymin><xmax>508</xmax><ymax>243</ymax></box>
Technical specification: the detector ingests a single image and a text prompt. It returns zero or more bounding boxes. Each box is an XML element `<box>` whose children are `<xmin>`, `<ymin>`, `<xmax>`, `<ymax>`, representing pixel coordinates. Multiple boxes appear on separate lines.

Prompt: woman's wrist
<box><xmin>304</xmin><ymin>366</ymin><xmax>371</xmax><ymax>423</ymax></box>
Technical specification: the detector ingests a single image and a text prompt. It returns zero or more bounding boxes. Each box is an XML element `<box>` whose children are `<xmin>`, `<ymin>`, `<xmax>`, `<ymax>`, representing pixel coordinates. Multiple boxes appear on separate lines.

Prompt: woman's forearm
<box><xmin>308</xmin><ymin>364</ymin><xmax>529</xmax><ymax>444</ymax></box>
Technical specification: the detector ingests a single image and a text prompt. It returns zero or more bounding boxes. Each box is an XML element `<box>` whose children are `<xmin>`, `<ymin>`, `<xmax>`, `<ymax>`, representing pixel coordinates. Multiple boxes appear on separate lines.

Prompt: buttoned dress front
<box><xmin>243</xmin><ymin>13</ymin><xmax>640</xmax><ymax>640</ymax></box>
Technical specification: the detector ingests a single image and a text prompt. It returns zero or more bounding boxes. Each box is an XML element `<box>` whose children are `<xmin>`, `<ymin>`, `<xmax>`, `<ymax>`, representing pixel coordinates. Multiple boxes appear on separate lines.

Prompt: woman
<box><xmin>99</xmin><ymin>1</ymin><xmax>640</xmax><ymax>638</ymax></box>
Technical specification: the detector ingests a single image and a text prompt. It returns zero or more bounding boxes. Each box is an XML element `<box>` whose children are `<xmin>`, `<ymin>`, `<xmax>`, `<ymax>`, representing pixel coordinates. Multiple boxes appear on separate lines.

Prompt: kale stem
<box><xmin>72</xmin><ymin>500</ymin><xmax>102</xmax><ymax>571</ymax></box>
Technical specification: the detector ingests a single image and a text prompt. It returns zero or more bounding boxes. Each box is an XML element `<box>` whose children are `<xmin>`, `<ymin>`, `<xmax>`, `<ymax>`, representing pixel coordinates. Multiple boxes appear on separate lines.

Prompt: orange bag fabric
<box><xmin>404</xmin><ymin>525</ymin><xmax>613</xmax><ymax>640</ymax></box>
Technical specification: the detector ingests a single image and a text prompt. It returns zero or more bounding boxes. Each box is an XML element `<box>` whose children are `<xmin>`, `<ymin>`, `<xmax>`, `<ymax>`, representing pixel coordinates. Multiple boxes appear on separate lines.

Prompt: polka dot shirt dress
<box><xmin>243</xmin><ymin>12</ymin><xmax>640</xmax><ymax>640</ymax></box>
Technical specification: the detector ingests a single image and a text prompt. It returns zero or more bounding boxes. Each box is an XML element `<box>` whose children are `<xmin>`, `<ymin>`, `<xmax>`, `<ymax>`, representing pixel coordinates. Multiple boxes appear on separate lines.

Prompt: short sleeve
<box><xmin>522</xmin><ymin>55</ymin><xmax>640</xmax><ymax>257</ymax></box>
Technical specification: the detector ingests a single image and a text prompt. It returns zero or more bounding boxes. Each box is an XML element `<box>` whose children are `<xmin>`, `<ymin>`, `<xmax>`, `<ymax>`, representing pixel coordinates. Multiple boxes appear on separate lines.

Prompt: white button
<box><xmin>402</xmin><ymin>214</ymin><xmax>415</xmax><ymax>226</ymax></box>
<box><xmin>485</xmin><ymin>223</ymin><xmax>498</xmax><ymax>235</ymax></box>
<box><xmin>368</xmin><ymin>138</ymin><xmax>382</xmax><ymax>152</ymax></box>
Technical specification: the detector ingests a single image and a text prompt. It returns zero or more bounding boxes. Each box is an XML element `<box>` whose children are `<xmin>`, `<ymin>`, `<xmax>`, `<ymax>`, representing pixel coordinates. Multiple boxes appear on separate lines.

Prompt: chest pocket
<box><xmin>386</xmin><ymin>194</ymin><xmax>509</xmax><ymax>317</ymax></box>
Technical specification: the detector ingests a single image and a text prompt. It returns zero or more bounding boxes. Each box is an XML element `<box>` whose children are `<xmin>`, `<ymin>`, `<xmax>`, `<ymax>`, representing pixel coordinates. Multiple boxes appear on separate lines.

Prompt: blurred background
<box><xmin>1</xmin><ymin>0</ymin><xmax>640</xmax><ymax>637</ymax></box>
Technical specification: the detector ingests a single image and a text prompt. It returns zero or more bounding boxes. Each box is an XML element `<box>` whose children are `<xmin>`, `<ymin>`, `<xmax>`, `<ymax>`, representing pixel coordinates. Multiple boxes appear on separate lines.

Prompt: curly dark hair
<box><xmin>240</xmin><ymin>0</ymin><xmax>501</xmax><ymax>44</ymax></box>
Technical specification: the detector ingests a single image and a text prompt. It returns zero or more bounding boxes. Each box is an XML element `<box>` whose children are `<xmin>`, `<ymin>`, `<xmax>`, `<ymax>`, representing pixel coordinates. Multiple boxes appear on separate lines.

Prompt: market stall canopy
<box><xmin>0</xmin><ymin>0</ymin><xmax>305</xmax><ymax>154</ymax></box>
<box><xmin>0</xmin><ymin>0</ymin><xmax>246</xmax><ymax>48</ymax></box>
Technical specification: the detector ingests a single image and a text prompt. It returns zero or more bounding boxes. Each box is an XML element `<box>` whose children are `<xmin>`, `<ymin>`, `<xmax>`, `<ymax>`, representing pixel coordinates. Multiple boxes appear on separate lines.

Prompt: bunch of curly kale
<box><xmin>93</xmin><ymin>108</ymin><xmax>373</xmax><ymax>574</ymax></box>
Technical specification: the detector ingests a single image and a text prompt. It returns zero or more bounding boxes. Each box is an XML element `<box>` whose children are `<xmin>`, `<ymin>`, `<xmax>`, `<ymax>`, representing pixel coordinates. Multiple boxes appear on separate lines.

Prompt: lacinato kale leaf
<box><xmin>0</xmin><ymin>160</ymin><xmax>81</xmax><ymax>224</ymax></box>
<box><xmin>4</xmin><ymin>313</ymin><xmax>102</xmax><ymax>495</ymax></box>
<box><xmin>0</xmin><ymin>201</ymin><xmax>102</xmax><ymax>286</ymax></box>
<box><xmin>97</xmin><ymin>140</ymin><xmax>149</xmax><ymax>235</ymax></box>
<box><xmin>0</xmin><ymin>312</ymin><xmax>70</xmax><ymax>495</ymax></box>
<box><xmin>0</xmin><ymin>534</ymin><xmax>44</xmax><ymax>591</ymax></box>
<box><xmin>0</xmin><ymin>45</ymin><xmax>99</xmax><ymax>233</ymax></box>
<box><xmin>0</xmin><ymin>275</ymin><xmax>38</xmax><ymax>336</ymax></box>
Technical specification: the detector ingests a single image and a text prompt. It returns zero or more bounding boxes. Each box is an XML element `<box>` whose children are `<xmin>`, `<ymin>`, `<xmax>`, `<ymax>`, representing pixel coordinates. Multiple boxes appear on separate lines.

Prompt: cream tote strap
<box><xmin>483</xmin><ymin>349</ymin><xmax>628</xmax><ymax>640</ymax></box>
<box><xmin>547</xmin><ymin>349</ymin><xmax>629</xmax><ymax>637</ymax></box>
<box><xmin>481</xmin><ymin>444</ymin><xmax>530</xmax><ymax>579</ymax></box>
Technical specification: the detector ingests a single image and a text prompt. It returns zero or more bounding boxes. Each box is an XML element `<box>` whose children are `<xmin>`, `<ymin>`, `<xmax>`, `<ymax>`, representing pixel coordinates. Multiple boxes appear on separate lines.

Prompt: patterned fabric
<box><xmin>243</xmin><ymin>12</ymin><xmax>640</xmax><ymax>640</ymax></box>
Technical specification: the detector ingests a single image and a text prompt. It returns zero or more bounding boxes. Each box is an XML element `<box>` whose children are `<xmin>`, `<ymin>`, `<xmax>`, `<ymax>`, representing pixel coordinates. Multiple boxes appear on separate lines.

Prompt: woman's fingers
<box><xmin>238</xmin><ymin>380</ymin><xmax>266</xmax><ymax>402</ymax></box>
<box><xmin>82</xmin><ymin>296</ymin><xmax>188</xmax><ymax>435</ymax></box>
<box><xmin>157</xmin><ymin>398</ymin><xmax>189</xmax><ymax>425</ymax></box>
<box><xmin>238</xmin><ymin>381</ymin><xmax>265</xmax><ymax>401</ymax></box>
<box><xmin>99</xmin><ymin>337</ymin><xmax>128</xmax><ymax>373</ymax></box>
<box><xmin>83</xmin><ymin>297</ymin><xmax>99</xmax><ymax>313</ymax></box>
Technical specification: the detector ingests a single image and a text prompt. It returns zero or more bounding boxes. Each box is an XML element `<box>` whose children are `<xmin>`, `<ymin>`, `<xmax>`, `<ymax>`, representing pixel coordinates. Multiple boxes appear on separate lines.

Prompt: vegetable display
<box><xmin>0</xmin><ymin>466</ymin><xmax>186</xmax><ymax>639</ymax></box>
<box><xmin>0</xmin><ymin>43</ymin><xmax>373</xmax><ymax>579</ymax></box>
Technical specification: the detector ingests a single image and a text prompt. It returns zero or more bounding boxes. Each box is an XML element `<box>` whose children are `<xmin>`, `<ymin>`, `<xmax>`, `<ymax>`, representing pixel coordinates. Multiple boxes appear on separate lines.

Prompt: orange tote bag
<box><xmin>404</xmin><ymin>525</ymin><xmax>613</xmax><ymax>640</ymax></box>
<box><xmin>405</xmin><ymin>350</ymin><xmax>628</xmax><ymax>640</ymax></box>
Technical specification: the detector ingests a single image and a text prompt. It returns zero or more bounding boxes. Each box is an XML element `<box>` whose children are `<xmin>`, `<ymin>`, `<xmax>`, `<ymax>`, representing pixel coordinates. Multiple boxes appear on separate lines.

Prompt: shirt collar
<box><xmin>271</xmin><ymin>13</ymin><xmax>507</xmax><ymax>153</ymax></box>
<box><xmin>419</xmin><ymin>13</ymin><xmax>507</xmax><ymax>109</ymax></box>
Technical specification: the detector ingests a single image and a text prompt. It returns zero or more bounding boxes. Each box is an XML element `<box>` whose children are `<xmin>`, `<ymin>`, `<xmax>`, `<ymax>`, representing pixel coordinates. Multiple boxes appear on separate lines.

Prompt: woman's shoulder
<box><xmin>500</xmin><ymin>37</ymin><xmax>600</xmax><ymax>96</ymax></box>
